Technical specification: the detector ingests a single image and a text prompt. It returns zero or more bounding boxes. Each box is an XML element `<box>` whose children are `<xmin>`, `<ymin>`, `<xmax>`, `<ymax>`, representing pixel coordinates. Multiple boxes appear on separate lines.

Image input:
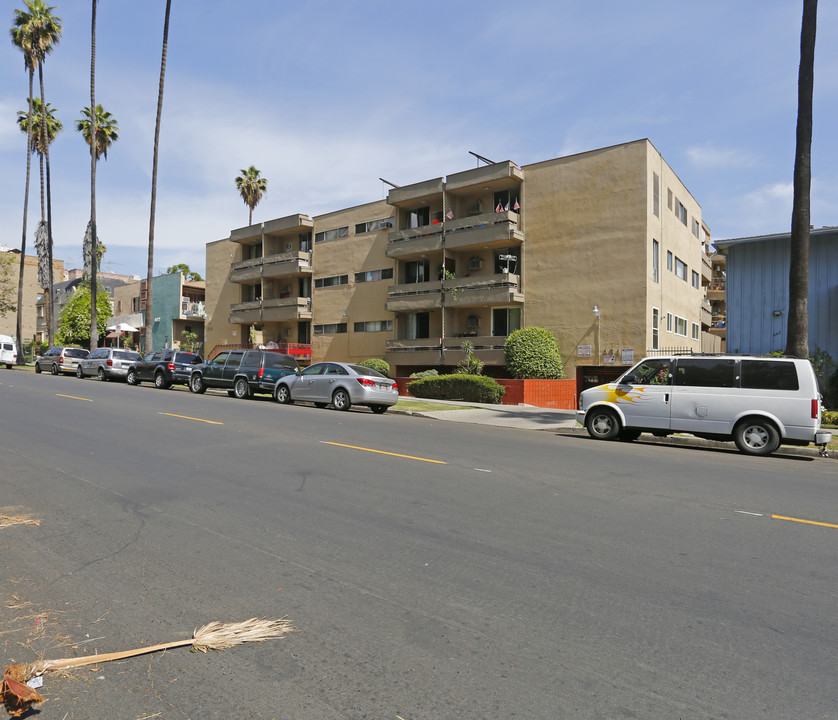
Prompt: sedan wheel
<box><xmin>370</xmin><ymin>404</ymin><xmax>388</xmax><ymax>414</ymax></box>
<box><xmin>332</xmin><ymin>388</ymin><xmax>351</xmax><ymax>411</ymax></box>
<box><xmin>190</xmin><ymin>374</ymin><xmax>206</xmax><ymax>394</ymax></box>
<box><xmin>234</xmin><ymin>377</ymin><xmax>250</xmax><ymax>399</ymax></box>
<box><xmin>274</xmin><ymin>384</ymin><xmax>292</xmax><ymax>404</ymax></box>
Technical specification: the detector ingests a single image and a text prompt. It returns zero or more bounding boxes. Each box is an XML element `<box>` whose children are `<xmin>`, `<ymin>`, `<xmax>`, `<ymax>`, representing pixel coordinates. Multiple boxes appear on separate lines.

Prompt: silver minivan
<box><xmin>77</xmin><ymin>347</ymin><xmax>142</xmax><ymax>381</ymax></box>
<box><xmin>577</xmin><ymin>354</ymin><xmax>832</xmax><ymax>456</ymax></box>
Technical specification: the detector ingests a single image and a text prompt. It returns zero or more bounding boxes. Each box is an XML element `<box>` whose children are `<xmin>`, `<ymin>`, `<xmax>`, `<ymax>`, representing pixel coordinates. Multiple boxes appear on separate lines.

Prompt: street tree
<box><xmin>785</xmin><ymin>0</ymin><xmax>818</xmax><ymax>358</ymax></box>
<box><xmin>167</xmin><ymin>263</ymin><xmax>203</xmax><ymax>282</ymax></box>
<box><xmin>235</xmin><ymin>166</ymin><xmax>267</xmax><ymax>225</ymax></box>
<box><xmin>55</xmin><ymin>281</ymin><xmax>110</xmax><ymax>347</ymax></box>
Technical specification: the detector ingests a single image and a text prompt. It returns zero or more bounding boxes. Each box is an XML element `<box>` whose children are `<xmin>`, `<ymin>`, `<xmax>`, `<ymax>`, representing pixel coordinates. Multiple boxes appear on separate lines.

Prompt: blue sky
<box><xmin>1</xmin><ymin>0</ymin><xmax>837</xmax><ymax>279</ymax></box>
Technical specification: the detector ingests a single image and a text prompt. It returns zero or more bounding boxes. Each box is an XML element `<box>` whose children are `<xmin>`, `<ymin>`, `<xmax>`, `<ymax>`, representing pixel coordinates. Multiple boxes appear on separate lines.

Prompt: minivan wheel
<box><xmin>234</xmin><ymin>377</ymin><xmax>250</xmax><ymax>399</ymax></box>
<box><xmin>51</xmin><ymin>363</ymin><xmax>59</xmax><ymax>375</ymax></box>
<box><xmin>97</xmin><ymin>367</ymin><xmax>107</xmax><ymax>381</ymax></box>
<box><xmin>274</xmin><ymin>384</ymin><xmax>292</xmax><ymax>404</ymax></box>
<box><xmin>190</xmin><ymin>374</ymin><xmax>206</xmax><ymax>394</ymax></box>
<box><xmin>76</xmin><ymin>365</ymin><xmax>84</xmax><ymax>378</ymax></box>
<box><xmin>734</xmin><ymin>418</ymin><xmax>780</xmax><ymax>456</ymax></box>
<box><xmin>332</xmin><ymin>388</ymin><xmax>351</xmax><ymax>411</ymax></box>
<box><xmin>126</xmin><ymin>369</ymin><xmax>138</xmax><ymax>385</ymax></box>
<box><xmin>154</xmin><ymin>371</ymin><xmax>170</xmax><ymax>389</ymax></box>
<box><xmin>585</xmin><ymin>408</ymin><xmax>621</xmax><ymax>440</ymax></box>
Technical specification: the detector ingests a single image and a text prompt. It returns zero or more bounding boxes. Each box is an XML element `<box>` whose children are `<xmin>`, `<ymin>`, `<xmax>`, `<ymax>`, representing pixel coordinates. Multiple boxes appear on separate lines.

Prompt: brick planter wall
<box><xmin>395</xmin><ymin>377</ymin><xmax>578</xmax><ymax>409</ymax></box>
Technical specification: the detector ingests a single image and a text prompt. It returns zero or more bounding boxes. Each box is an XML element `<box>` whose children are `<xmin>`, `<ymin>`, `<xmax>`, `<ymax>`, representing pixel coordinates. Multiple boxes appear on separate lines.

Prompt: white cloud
<box><xmin>686</xmin><ymin>143</ymin><xmax>758</xmax><ymax>170</ymax></box>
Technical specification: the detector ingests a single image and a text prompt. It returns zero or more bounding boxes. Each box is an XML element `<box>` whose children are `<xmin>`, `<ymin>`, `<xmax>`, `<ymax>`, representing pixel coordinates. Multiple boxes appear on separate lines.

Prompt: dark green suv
<box><xmin>189</xmin><ymin>349</ymin><xmax>299</xmax><ymax>399</ymax></box>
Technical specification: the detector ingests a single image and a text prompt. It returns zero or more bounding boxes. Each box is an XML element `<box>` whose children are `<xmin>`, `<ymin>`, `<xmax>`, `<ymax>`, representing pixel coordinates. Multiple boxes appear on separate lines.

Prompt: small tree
<box><xmin>167</xmin><ymin>263</ymin><xmax>203</xmax><ymax>282</ymax></box>
<box><xmin>504</xmin><ymin>326</ymin><xmax>565</xmax><ymax>379</ymax></box>
<box><xmin>55</xmin><ymin>281</ymin><xmax>110</xmax><ymax>346</ymax></box>
<box><xmin>455</xmin><ymin>340</ymin><xmax>483</xmax><ymax>375</ymax></box>
<box><xmin>181</xmin><ymin>330</ymin><xmax>198</xmax><ymax>352</ymax></box>
<box><xmin>358</xmin><ymin>358</ymin><xmax>390</xmax><ymax>377</ymax></box>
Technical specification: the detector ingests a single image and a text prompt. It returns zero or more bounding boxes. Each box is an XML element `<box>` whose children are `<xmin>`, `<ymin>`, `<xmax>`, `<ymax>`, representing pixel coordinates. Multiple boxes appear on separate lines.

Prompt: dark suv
<box><xmin>126</xmin><ymin>349</ymin><xmax>202</xmax><ymax>389</ymax></box>
<box><xmin>189</xmin><ymin>349</ymin><xmax>299</xmax><ymax>398</ymax></box>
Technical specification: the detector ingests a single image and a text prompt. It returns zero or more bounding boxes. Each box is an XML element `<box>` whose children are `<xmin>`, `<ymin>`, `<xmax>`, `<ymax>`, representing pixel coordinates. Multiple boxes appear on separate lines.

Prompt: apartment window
<box><xmin>355</xmin><ymin>218</ymin><xmax>394</xmax><ymax>234</ymax></box>
<box><xmin>245</xmin><ymin>243</ymin><xmax>262</xmax><ymax>260</ymax></box>
<box><xmin>667</xmin><ymin>251</ymin><xmax>673</xmax><ymax>271</ymax></box>
<box><xmin>406</xmin><ymin>207</ymin><xmax>430</xmax><ymax>229</ymax></box>
<box><xmin>314</xmin><ymin>226</ymin><xmax>349</xmax><ymax>243</ymax></box>
<box><xmin>674</xmin><ymin>316</ymin><xmax>688</xmax><ymax>336</ymax></box>
<box><xmin>492</xmin><ymin>307</ymin><xmax>522</xmax><ymax>336</ymax></box>
<box><xmin>675</xmin><ymin>257</ymin><xmax>687</xmax><ymax>281</ymax></box>
<box><xmin>691</xmin><ymin>322</ymin><xmax>700</xmax><ymax>340</ymax></box>
<box><xmin>652</xmin><ymin>173</ymin><xmax>660</xmax><ymax>217</ymax></box>
<box><xmin>313</xmin><ymin>323</ymin><xmax>347</xmax><ymax>335</ymax></box>
<box><xmin>132</xmin><ymin>297</ymin><xmax>141</xmax><ymax>313</ymax></box>
<box><xmin>667</xmin><ymin>188</ymin><xmax>673</xmax><ymax>210</ymax></box>
<box><xmin>404</xmin><ymin>259</ymin><xmax>430</xmax><ymax>284</ymax></box>
<box><xmin>652</xmin><ymin>239</ymin><xmax>660</xmax><ymax>283</ymax></box>
<box><xmin>666</xmin><ymin>312</ymin><xmax>673</xmax><ymax>332</ymax></box>
<box><xmin>353</xmin><ymin>320</ymin><xmax>393</xmax><ymax>333</ymax></box>
<box><xmin>652</xmin><ymin>308</ymin><xmax>660</xmax><ymax>350</ymax></box>
<box><xmin>314</xmin><ymin>274</ymin><xmax>348</xmax><ymax>288</ymax></box>
<box><xmin>354</xmin><ymin>268</ymin><xmax>394</xmax><ymax>283</ymax></box>
<box><xmin>692</xmin><ymin>219</ymin><xmax>700</xmax><ymax>238</ymax></box>
<box><xmin>299</xmin><ymin>233</ymin><xmax>312</xmax><ymax>252</ymax></box>
<box><xmin>675</xmin><ymin>199</ymin><xmax>688</xmax><ymax>225</ymax></box>
<box><xmin>691</xmin><ymin>270</ymin><xmax>699</xmax><ymax>289</ymax></box>
<box><xmin>243</xmin><ymin>284</ymin><xmax>262</xmax><ymax>301</ymax></box>
<box><xmin>404</xmin><ymin>312</ymin><xmax>430</xmax><ymax>339</ymax></box>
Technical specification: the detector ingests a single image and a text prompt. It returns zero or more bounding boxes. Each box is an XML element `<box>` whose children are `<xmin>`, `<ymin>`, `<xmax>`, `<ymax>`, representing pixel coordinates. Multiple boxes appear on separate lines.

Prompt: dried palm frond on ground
<box><xmin>0</xmin><ymin>515</ymin><xmax>40</xmax><ymax>530</ymax></box>
<box><xmin>1</xmin><ymin>617</ymin><xmax>296</xmax><ymax>716</ymax></box>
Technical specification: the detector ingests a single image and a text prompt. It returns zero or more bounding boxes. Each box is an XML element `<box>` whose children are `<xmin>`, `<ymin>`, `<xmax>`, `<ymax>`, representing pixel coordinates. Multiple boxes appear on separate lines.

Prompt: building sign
<box><xmin>577</xmin><ymin>345</ymin><xmax>592</xmax><ymax>357</ymax></box>
<box><xmin>603</xmin><ymin>354</ymin><xmax>616</xmax><ymax>364</ymax></box>
<box><xmin>621</xmin><ymin>348</ymin><xmax>634</xmax><ymax>365</ymax></box>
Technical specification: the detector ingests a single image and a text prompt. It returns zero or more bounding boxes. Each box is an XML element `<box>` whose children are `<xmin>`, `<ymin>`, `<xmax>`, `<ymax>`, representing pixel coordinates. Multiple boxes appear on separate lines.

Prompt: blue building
<box><xmin>715</xmin><ymin>226</ymin><xmax>837</xmax><ymax>359</ymax></box>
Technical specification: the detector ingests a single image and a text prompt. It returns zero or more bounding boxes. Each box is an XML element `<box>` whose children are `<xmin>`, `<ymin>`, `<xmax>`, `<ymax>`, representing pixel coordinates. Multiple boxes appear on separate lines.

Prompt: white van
<box><xmin>0</xmin><ymin>335</ymin><xmax>17</xmax><ymax>369</ymax></box>
<box><xmin>577</xmin><ymin>354</ymin><xmax>832</xmax><ymax>456</ymax></box>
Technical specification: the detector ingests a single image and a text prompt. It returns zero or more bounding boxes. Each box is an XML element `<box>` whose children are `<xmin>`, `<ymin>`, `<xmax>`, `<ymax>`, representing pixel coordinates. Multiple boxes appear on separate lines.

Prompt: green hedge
<box><xmin>357</xmin><ymin>358</ymin><xmax>391</xmax><ymax>378</ymax></box>
<box><xmin>407</xmin><ymin>374</ymin><xmax>505</xmax><ymax>404</ymax></box>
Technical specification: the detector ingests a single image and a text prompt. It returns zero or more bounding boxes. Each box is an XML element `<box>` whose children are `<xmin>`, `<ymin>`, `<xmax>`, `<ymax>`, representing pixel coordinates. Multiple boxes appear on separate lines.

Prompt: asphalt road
<box><xmin>1</xmin><ymin>369</ymin><xmax>836</xmax><ymax>719</ymax></box>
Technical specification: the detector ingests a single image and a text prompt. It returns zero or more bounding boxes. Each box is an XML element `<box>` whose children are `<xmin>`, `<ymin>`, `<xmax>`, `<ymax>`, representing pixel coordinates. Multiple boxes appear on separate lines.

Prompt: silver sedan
<box><xmin>273</xmin><ymin>361</ymin><xmax>399</xmax><ymax>413</ymax></box>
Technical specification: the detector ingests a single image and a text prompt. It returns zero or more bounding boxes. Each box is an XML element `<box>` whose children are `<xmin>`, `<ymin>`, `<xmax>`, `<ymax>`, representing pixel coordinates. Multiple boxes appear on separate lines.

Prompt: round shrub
<box><xmin>357</xmin><ymin>358</ymin><xmax>390</xmax><ymax>378</ymax></box>
<box><xmin>407</xmin><ymin>374</ymin><xmax>505</xmax><ymax>404</ymax></box>
<box><xmin>409</xmin><ymin>369</ymin><xmax>439</xmax><ymax>378</ymax></box>
<box><xmin>504</xmin><ymin>326</ymin><xmax>565</xmax><ymax>379</ymax></box>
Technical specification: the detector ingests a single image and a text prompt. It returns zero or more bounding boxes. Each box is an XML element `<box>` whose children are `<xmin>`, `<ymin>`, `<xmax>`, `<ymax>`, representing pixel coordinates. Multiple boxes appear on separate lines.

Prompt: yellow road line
<box><xmin>159</xmin><ymin>412</ymin><xmax>223</xmax><ymax>425</ymax></box>
<box><xmin>56</xmin><ymin>394</ymin><xmax>92</xmax><ymax>402</ymax></box>
<box><xmin>322</xmin><ymin>441</ymin><xmax>447</xmax><ymax>464</ymax></box>
<box><xmin>772</xmin><ymin>514</ymin><xmax>838</xmax><ymax>529</ymax></box>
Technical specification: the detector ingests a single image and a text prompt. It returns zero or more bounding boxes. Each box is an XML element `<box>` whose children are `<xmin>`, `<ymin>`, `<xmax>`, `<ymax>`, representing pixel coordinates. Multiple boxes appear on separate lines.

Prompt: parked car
<box><xmin>188</xmin><ymin>349</ymin><xmax>299</xmax><ymax>398</ymax></box>
<box><xmin>76</xmin><ymin>347</ymin><xmax>142</xmax><ymax>381</ymax></box>
<box><xmin>34</xmin><ymin>346</ymin><xmax>90</xmax><ymax>375</ymax></box>
<box><xmin>577</xmin><ymin>354</ymin><xmax>832</xmax><ymax>456</ymax></box>
<box><xmin>272</xmin><ymin>361</ymin><xmax>399</xmax><ymax>413</ymax></box>
<box><xmin>0</xmin><ymin>335</ymin><xmax>17</xmax><ymax>369</ymax></box>
<box><xmin>126</xmin><ymin>349</ymin><xmax>202</xmax><ymax>389</ymax></box>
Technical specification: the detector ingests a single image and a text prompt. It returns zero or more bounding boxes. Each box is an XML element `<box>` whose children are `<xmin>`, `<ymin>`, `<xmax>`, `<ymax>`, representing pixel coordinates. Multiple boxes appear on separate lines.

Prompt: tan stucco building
<box><xmin>0</xmin><ymin>248</ymin><xmax>64</xmax><ymax>345</ymax></box>
<box><xmin>206</xmin><ymin>139</ymin><xmax>718</xmax><ymax>379</ymax></box>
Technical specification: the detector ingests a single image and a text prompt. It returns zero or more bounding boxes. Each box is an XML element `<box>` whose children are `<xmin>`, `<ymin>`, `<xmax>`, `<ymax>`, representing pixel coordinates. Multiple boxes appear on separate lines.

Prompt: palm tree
<box><xmin>235</xmin><ymin>166</ymin><xmax>268</xmax><ymax>225</ymax></box>
<box><xmin>10</xmin><ymin>0</ymin><xmax>62</xmax><ymax>354</ymax></box>
<box><xmin>84</xmin><ymin>0</ymin><xmax>98</xmax><ymax>349</ymax></box>
<box><xmin>75</xmin><ymin>105</ymin><xmax>118</xmax><ymax>161</ymax></box>
<box><xmin>785</xmin><ymin>0</ymin><xmax>818</xmax><ymax>358</ymax></box>
<box><xmin>144</xmin><ymin>0</ymin><xmax>172</xmax><ymax>355</ymax></box>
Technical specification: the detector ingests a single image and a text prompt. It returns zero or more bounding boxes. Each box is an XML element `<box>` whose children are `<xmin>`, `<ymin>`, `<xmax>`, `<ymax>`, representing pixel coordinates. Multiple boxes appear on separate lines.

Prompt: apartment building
<box><xmin>0</xmin><ymin>246</ymin><xmax>64</xmax><ymax>344</ymax></box>
<box><xmin>206</xmin><ymin>139</ymin><xmax>716</xmax><ymax>378</ymax></box>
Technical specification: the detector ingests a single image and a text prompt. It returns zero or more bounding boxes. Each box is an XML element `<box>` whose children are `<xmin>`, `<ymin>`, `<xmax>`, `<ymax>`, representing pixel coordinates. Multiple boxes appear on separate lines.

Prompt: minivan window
<box><xmin>741</xmin><ymin>360</ymin><xmax>799</xmax><ymax>391</ymax></box>
<box><xmin>627</xmin><ymin>358</ymin><xmax>671</xmax><ymax>385</ymax></box>
<box><xmin>673</xmin><ymin>358</ymin><xmax>736</xmax><ymax>388</ymax></box>
<box><xmin>66</xmin><ymin>348</ymin><xmax>88</xmax><ymax>358</ymax></box>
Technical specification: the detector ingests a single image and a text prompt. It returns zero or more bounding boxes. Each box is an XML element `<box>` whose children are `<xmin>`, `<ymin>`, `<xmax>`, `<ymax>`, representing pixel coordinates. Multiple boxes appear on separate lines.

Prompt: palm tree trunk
<box><xmin>38</xmin><ymin>64</ymin><xmax>56</xmax><ymax>348</ymax></box>
<box><xmin>16</xmin><ymin>69</ymin><xmax>35</xmax><ymax>362</ymax></box>
<box><xmin>785</xmin><ymin>0</ymin><xmax>817</xmax><ymax>358</ymax></box>
<box><xmin>89</xmin><ymin>0</ymin><xmax>98</xmax><ymax>350</ymax></box>
<box><xmin>145</xmin><ymin>0</ymin><xmax>172</xmax><ymax>353</ymax></box>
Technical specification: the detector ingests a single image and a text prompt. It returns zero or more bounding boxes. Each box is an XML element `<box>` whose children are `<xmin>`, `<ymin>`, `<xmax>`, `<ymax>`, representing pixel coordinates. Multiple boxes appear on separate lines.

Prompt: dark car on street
<box><xmin>189</xmin><ymin>349</ymin><xmax>299</xmax><ymax>398</ymax></box>
<box><xmin>126</xmin><ymin>349</ymin><xmax>202</xmax><ymax>389</ymax></box>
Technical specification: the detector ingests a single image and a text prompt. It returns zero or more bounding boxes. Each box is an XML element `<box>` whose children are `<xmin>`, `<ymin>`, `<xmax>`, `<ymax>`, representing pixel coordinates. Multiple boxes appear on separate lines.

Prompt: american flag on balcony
<box><xmin>513</xmin><ymin>198</ymin><xmax>520</xmax><ymax>211</ymax></box>
<box><xmin>495</xmin><ymin>202</ymin><xmax>503</xmax><ymax>212</ymax></box>
<box><xmin>446</xmin><ymin>209</ymin><xmax>454</xmax><ymax>220</ymax></box>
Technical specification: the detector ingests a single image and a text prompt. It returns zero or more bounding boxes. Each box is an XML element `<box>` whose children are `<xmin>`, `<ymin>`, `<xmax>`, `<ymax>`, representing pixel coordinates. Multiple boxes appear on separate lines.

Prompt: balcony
<box><xmin>386</xmin><ymin>273</ymin><xmax>523</xmax><ymax>312</ymax></box>
<box><xmin>386</xmin><ymin>211</ymin><xmax>522</xmax><ymax>259</ymax></box>
<box><xmin>181</xmin><ymin>301</ymin><xmax>206</xmax><ymax>319</ymax></box>
<box><xmin>385</xmin><ymin>335</ymin><xmax>508</xmax><ymax>367</ymax></box>
<box><xmin>229</xmin><ymin>251</ymin><xmax>312</xmax><ymax>284</ymax></box>
<box><xmin>229</xmin><ymin>297</ymin><xmax>312</xmax><ymax>325</ymax></box>
<box><xmin>707</xmin><ymin>284</ymin><xmax>725</xmax><ymax>301</ymax></box>
<box><xmin>230</xmin><ymin>213</ymin><xmax>313</xmax><ymax>245</ymax></box>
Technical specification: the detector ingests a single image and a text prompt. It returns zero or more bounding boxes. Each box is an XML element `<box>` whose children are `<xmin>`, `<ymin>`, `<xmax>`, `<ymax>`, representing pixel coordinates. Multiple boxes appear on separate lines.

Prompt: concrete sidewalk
<box><xmin>392</xmin><ymin>398</ymin><xmax>836</xmax><ymax>459</ymax></box>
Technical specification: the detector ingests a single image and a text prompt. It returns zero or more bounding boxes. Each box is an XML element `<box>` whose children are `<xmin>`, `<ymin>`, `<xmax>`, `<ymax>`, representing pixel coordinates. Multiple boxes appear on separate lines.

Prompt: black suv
<box><xmin>126</xmin><ymin>349</ymin><xmax>202</xmax><ymax>389</ymax></box>
<box><xmin>189</xmin><ymin>349</ymin><xmax>299</xmax><ymax>398</ymax></box>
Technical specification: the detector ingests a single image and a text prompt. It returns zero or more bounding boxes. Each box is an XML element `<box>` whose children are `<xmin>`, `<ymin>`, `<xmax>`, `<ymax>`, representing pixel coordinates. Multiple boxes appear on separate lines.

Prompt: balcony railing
<box><xmin>384</xmin><ymin>335</ymin><xmax>508</xmax><ymax>366</ymax></box>
<box><xmin>386</xmin><ymin>273</ymin><xmax>523</xmax><ymax>311</ymax></box>
<box><xmin>386</xmin><ymin>211</ymin><xmax>522</xmax><ymax>258</ymax></box>
<box><xmin>229</xmin><ymin>251</ymin><xmax>312</xmax><ymax>283</ymax></box>
<box><xmin>229</xmin><ymin>296</ymin><xmax>312</xmax><ymax>324</ymax></box>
